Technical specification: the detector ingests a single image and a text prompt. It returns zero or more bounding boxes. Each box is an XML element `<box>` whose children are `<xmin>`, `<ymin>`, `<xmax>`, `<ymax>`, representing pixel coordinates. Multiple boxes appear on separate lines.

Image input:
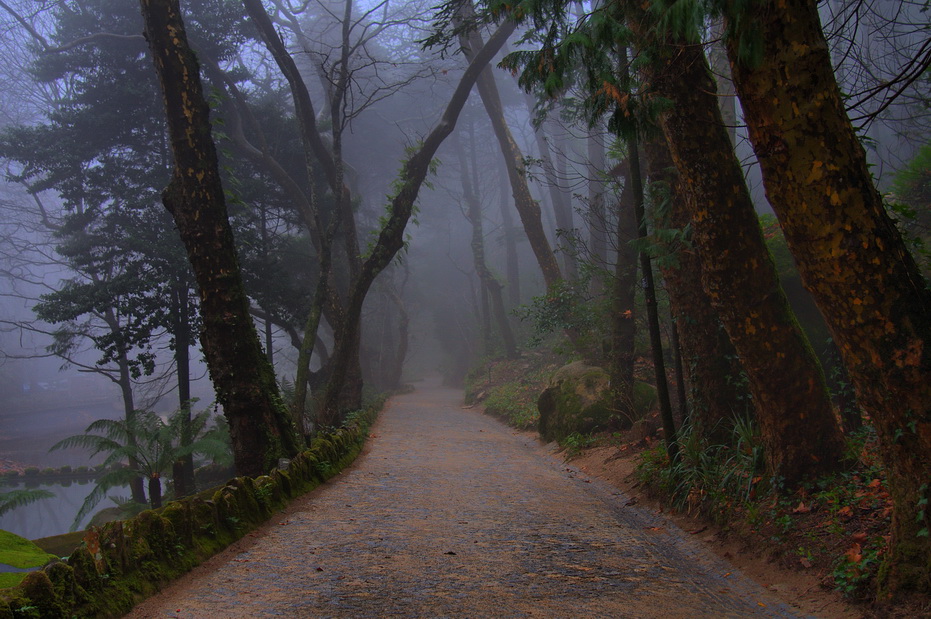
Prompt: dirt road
<box><xmin>126</xmin><ymin>379</ymin><xmax>803</xmax><ymax>618</ymax></box>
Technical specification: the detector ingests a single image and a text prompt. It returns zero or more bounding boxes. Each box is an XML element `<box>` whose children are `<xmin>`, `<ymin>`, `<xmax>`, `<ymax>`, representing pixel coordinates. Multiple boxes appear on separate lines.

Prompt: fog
<box><xmin>0</xmin><ymin>0</ymin><xmax>925</xmax><ymax>540</ymax></box>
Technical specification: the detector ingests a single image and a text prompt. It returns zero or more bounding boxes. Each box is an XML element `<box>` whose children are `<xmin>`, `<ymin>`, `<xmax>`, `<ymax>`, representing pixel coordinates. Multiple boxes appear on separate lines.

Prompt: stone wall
<box><xmin>0</xmin><ymin>401</ymin><xmax>381</xmax><ymax>618</ymax></box>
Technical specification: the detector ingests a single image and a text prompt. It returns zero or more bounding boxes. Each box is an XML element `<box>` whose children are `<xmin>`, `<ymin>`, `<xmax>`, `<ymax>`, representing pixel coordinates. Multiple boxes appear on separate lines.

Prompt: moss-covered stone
<box><xmin>0</xmin><ymin>397</ymin><xmax>382</xmax><ymax>617</ymax></box>
<box><xmin>19</xmin><ymin>570</ymin><xmax>63</xmax><ymax>618</ymax></box>
<box><xmin>537</xmin><ymin>362</ymin><xmax>617</xmax><ymax>442</ymax></box>
<box><xmin>66</xmin><ymin>546</ymin><xmax>101</xmax><ymax>593</ymax></box>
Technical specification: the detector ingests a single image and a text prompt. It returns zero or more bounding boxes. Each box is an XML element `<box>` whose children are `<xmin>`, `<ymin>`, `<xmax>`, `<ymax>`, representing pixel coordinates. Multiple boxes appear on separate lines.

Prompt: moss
<box><xmin>161</xmin><ymin>501</ymin><xmax>193</xmax><ymax>547</ymax></box>
<box><xmin>0</xmin><ymin>530</ymin><xmax>55</xmax><ymax>570</ymax></box>
<box><xmin>45</xmin><ymin>561</ymin><xmax>88</xmax><ymax>609</ymax></box>
<box><xmin>66</xmin><ymin>547</ymin><xmax>101</xmax><ymax>593</ymax></box>
<box><xmin>19</xmin><ymin>571</ymin><xmax>63</xmax><ymax>618</ymax></box>
<box><xmin>1</xmin><ymin>397</ymin><xmax>383</xmax><ymax>617</ymax></box>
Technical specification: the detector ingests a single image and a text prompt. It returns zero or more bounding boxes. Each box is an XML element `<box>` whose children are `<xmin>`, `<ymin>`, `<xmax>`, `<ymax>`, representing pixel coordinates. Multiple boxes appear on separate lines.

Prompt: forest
<box><xmin>0</xmin><ymin>0</ymin><xmax>928</xmax><ymax>606</ymax></box>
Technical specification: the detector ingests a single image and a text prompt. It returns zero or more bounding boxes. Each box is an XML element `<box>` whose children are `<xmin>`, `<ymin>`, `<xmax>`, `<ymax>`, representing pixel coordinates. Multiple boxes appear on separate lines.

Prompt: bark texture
<box><xmin>725</xmin><ymin>0</ymin><xmax>931</xmax><ymax>592</ymax></box>
<box><xmin>644</xmin><ymin>136</ymin><xmax>751</xmax><ymax>443</ymax></box>
<box><xmin>140</xmin><ymin>0</ymin><xmax>299</xmax><ymax>476</ymax></box>
<box><xmin>624</xmin><ymin>2</ymin><xmax>845</xmax><ymax>484</ymax></box>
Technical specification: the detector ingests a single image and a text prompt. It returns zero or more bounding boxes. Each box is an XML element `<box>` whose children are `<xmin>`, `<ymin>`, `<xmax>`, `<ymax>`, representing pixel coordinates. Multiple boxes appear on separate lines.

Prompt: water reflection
<box><xmin>0</xmin><ymin>480</ymin><xmax>97</xmax><ymax>540</ymax></box>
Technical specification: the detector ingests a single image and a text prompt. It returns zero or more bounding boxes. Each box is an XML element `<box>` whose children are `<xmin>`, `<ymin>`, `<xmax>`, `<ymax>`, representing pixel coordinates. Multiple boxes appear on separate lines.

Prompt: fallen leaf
<box><xmin>837</xmin><ymin>505</ymin><xmax>853</xmax><ymax>518</ymax></box>
<box><xmin>800</xmin><ymin>557</ymin><xmax>813</xmax><ymax>568</ymax></box>
<box><xmin>851</xmin><ymin>532</ymin><xmax>868</xmax><ymax>544</ymax></box>
<box><xmin>845</xmin><ymin>543</ymin><xmax>863</xmax><ymax>564</ymax></box>
<box><xmin>792</xmin><ymin>501</ymin><xmax>812</xmax><ymax>514</ymax></box>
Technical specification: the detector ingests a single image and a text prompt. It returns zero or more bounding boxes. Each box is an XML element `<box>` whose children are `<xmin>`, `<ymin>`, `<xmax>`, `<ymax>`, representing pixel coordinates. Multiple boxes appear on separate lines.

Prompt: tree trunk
<box><xmin>609</xmin><ymin>159</ymin><xmax>638</xmax><ymax>424</ymax></box>
<box><xmin>725</xmin><ymin>0</ymin><xmax>931</xmax><ymax>592</ymax></box>
<box><xmin>629</xmin><ymin>138</ymin><xmax>678</xmax><ymax>463</ymax></box>
<box><xmin>643</xmin><ymin>135</ymin><xmax>751</xmax><ymax>443</ymax></box>
<box><xmin>527</xmin><ymin>107</ymin><xmax>577</xmax><ymax>281</ymax></box>
<box><xmin>315</xmin><ymin>19</ymin><xmax>518</xmax><ymax>423</ymax></box>
<box><xmin>140</xmin><ymin>0</ymin><xmax>300</xmax><ymax>477</ymax></box>
<box><xmin>148</xmin><ymin>475</ymin><xmax>162</xmax><ymax>510</ymax></box>
<box><xmin>384</xmin><ymin>286</ymin><xmax>409</xmax><ymax>390</ymax></box>
<box><xmin>460</xmin><ymin>24</ymin><xmax>563</xmax><ymax>291</ymax></box>
<box><xmin>588</xmin><ymin>128</ymin><xmax>608</xmax><ymax>294</ymax></box>
<box><xmin>624</xmin><ymin>2</ymin><xmax>846</xmax><ymax>484</ymax></box>
<box><xmin>457</xmin><ymin>130</ymin><xmax>518</xmax><ymax>359</ymax></box>
<box><xmin>171</xmin><ymin>283</ymin><xmax>194</xmax><ymax>497</ymax></box>
<box><xmin>497</xmin><ymin>181</ymin><xmax>522</xmax><ymax>309</ymax></box>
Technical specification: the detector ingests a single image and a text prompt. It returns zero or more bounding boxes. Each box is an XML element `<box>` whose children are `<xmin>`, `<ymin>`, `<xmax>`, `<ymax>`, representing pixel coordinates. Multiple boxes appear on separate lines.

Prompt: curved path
<box><xmin>127</xmin><ymin>379</ymin><xmax>802</xmax><ymax>618</ymax></box>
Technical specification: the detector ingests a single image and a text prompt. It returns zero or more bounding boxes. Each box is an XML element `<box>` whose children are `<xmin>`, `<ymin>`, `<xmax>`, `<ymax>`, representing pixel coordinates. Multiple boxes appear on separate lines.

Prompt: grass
<box><xmin>465</xmin><ymin>353</ymin><xmax>561</xmax><ymax>430</ymax></box>
<box><xmin>635</xmin><ymin>419</ymin><xmax>897</xmax><ymax>601</ymax></box>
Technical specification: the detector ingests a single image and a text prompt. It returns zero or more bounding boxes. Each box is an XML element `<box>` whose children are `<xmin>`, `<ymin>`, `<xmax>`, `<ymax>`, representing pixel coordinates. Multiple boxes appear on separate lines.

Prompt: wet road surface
<box><xmin>126</xmin><ymin>379</ymin><xmax>804</xmax><ymax>618</ymax></box>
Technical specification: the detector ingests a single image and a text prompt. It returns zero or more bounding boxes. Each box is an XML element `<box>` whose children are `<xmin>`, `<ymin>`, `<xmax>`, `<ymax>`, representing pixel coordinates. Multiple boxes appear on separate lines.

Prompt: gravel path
<box><xmin>126</xmin><ymin>379</ymin><xmax>804</xmax><ymax>618</ymax></box>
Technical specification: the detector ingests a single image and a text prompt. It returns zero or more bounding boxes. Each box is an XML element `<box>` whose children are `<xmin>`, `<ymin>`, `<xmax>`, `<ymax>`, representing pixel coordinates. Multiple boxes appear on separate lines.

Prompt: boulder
<box><xmin>537</xmin><ymin>362</ymin><xmax>615</xmax><ymax>443</ymax></box>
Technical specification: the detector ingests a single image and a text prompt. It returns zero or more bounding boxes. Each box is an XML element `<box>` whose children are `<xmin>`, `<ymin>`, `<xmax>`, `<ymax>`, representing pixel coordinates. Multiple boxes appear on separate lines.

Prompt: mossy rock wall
<box><xmin>0</xmin><ymin>401</ymin><xmax>380</xmax><ymax>618</ymax></box>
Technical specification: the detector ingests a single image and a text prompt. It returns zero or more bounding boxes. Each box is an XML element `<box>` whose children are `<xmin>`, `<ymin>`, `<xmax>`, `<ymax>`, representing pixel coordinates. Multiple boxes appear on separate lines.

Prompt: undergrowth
<box><xmin>636</xmin><ymin>419</ymin><xmax>893</xmax><ymax>601</ymax></box>
<box><xmin>465</xmin><ymin>353</ymin><xmax>561</xmax><ymax>430</ymax></box>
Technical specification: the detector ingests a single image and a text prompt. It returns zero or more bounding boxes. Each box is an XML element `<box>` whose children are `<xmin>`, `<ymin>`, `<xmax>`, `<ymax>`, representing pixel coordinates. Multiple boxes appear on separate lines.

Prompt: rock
<box><xmin>536</xmin><ymin>362</ymin><xmax>615</xmax><ymax>443</ymax></box>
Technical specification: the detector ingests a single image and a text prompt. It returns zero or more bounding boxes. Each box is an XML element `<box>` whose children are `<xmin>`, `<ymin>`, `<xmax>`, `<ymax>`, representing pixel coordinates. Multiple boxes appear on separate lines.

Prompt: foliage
<box><xmin>514</xmin><ymin>280</ymin><xmax>601</xmax><ymax>347</ymax></box>
<box><xmin>636</xmin><ymin>415</ymin><xmax>900</xmax><ymax>599</ymax></box>
<box><xmin>50</xmin><ymin>406</ymin><xmax>231</xmax><ymax>531</ymax></box>
<box><xmin>0</xmin><ymin>490</ymin><xmax>53</xmax><ymax>518</ymax></box>
<box><xmin>483</xmin><ymin>382</ymin><xmax>540</xmax><ymax>429</ymax></box>
<box><xmin>560</xmin><ymin>431</ymin><xmax>596</xmax><ymax>458</ymax></box>
<box><xmin>465</xmin><ymin>354</ymin><xmax>561</xmax><ymax>430</ymax></box>
<box><xmin>888</xmin><ymin>143</ymin><xmax>931</xmax><ymax>276</ymax></box>
<box><xmin>635</xmin><ymin>413</ymin><xmax>766</xmax><ymax>517</ymax></box>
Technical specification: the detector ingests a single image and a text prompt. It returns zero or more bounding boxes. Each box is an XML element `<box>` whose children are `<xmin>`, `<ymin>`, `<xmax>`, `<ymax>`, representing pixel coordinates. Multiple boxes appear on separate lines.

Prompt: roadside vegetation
<box><xmin>466</xmin><ymin>350</ymin><xmax>928</xmax><ymax>616</ymax></box>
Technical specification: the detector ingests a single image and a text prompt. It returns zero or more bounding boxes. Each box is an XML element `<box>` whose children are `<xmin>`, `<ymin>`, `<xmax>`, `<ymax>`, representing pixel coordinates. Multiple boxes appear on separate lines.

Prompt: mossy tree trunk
<box><xmin>623</xmin><ymin>1</ymin><xmax>846</xmax><ymax>484</ymax></box>
<box><xmin>139</xmin><ymin>0</ymin><xmax>300</xmax><ymax>477</ymax></box>
<box><xmin>724</xmin><ymin>0</ymin><xmax>931</xmax><ymax>592</ymax></box>
<box><xmin>644</xmin><ymin>135</ymin><xmax>751</xmax><ymax>443</ymax></box>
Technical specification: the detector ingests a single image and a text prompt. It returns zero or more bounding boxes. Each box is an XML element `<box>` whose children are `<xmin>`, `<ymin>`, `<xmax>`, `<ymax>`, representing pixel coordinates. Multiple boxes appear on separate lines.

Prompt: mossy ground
<box><xmin>0</xmin><ymin>530</ymin><xmax>57</xmax><ymax>588</ymax></box>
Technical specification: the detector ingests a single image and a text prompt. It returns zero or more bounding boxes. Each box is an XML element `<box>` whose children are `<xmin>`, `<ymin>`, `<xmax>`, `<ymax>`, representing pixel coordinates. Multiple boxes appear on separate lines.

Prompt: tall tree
<box><xmin>459</xmin><ymin>9</ymin><xmax>563</xmax><ymax>291</ymax></box>
<box><xmin>722</xmin><ymin>0</ymin><xmax>931</xmax><ymax>592</ymax></box>
<box><xmin>139</xmin><ymin>0</ymin><xmax>300</xmax><ymax>476</ymax></box>
<box><xmin>500</xmin><ymin>0</ymin><xmax>846</xmax><ymax>482</ymax></box>
<box><xmin>456</xmin><ymin>125</ymin><xmax>518</xmax><ymax>359</ymax></box>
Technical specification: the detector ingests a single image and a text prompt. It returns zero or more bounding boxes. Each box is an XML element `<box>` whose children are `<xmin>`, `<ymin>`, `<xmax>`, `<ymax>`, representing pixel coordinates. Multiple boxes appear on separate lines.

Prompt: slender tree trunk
<box><xmin>316</xmin><ymin>19</ymin><xmax>518</xmax><ymax>423</ymax></box>
<box><xmin>384</xmin><ymin>286</ymin><xmax>409</xmax><ymax>390</ymax></box>
<box><xmin>609</xmin><ymin>159</ymin><xmax>638</xmax><ymax>424</ymax></box>
<box><xmin>460</xmin><ymin>24</ymin><xmax>563</xmax><ymax>291</ymax></box>
<box><xmin>525</xmin><ymin>102</ymin><xmax>577</xmax><ymax>280</ymax></box>
<box><xmin>115</xmin><ymin>349</ymin><xmax>146</xmax><ymax>504</ymax></box>
<box><xmin>629</xmin><ymin>138</ymin><xmax>678</xmax><ymax>463</ymax></box>
<box><xmin>140</xmin><ymin>0</ymin><xmax>300</xmax><ymax>476</ymax></box>
<box><xmin>624</xmin><ymin>1</ymin><xmax>845</xmax><ymax>484</ymax></box>
<box><xmin>171</xmin><ymin>283</ymin><xmax>194</xmax><ymax>497</ymax></box>
<box><xmin>588</xmin><ymin>128</ymin><xmax>608</xmax><ymax>293</ymax></box>
<box><xmin>725</xmin><ymin>0</ymin><xmax>931</xmax><ymax>592</ymax></box>
<box><xmin>497</xmin><ymin>164</ymin><xmax>521</xmax><ymax>309</ymax></box>
<box><xmin>708</xmin><ymin>18</ymin><xmax>736</xmax><ymax>147</ymax></box>
<box><xmin>457</xmin><ymin>131</ymin><xmax>518</xmax><ymax>359</ymax></box>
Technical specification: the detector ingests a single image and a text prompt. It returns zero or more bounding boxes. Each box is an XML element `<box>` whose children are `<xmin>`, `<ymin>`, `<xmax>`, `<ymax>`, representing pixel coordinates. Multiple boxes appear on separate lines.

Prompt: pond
<box><xmin>0</xmin><ymin>479</ymin><xmax>102</xmax><ymax>541</ymax></box>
